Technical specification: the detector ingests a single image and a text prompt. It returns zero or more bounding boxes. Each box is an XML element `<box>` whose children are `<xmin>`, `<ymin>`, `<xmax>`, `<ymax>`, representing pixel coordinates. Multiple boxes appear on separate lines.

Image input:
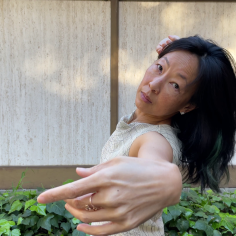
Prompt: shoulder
<box><xmin>129</xmin><ymin>131</ymin><xmax>173</xmax><ymax>162</ymax></box>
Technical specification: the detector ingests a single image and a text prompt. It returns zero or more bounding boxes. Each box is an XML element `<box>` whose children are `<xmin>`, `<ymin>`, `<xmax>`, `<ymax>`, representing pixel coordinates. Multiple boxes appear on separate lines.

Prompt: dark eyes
<box><xmin>172</xmin><ymin>83</ymin><xmax>179</xmax><ymax>89</ymax></box>
<box><xmin>156</xmin><ymin>64</ymin><xmax>179</xmax><ymax>90</ymax></box>
<box><xmin>157</xmin><ymin>64</ymin><xmax>163</xmax><ymax>73</ymax></box>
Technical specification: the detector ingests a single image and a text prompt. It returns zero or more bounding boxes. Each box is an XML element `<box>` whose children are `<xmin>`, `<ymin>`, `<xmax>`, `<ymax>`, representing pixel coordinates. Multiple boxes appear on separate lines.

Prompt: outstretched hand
<box><xmin>156</xmin><ymin>35</ymin><xmax>180</xmax><ymax>54</ymax></box>
<box><xmin>37</xmin><ymin>156</ymin><xmax>182</xmax><ymax>235</ymax></box>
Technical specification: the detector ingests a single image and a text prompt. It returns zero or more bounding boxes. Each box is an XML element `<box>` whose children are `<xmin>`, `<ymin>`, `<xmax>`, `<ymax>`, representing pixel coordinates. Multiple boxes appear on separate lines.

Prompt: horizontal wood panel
<box><xmin>1</xmin><ymin>165</ymin><xmax>236</xmax><ymax>189</ymax></box>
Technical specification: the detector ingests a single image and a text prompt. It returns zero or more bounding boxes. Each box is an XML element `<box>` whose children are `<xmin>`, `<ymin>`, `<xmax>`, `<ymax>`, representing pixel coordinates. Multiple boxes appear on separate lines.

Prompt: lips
<box><xmin>141</xmin><ymin>91</ymin><xmax>152</xmax><ymax>103</ymax></box>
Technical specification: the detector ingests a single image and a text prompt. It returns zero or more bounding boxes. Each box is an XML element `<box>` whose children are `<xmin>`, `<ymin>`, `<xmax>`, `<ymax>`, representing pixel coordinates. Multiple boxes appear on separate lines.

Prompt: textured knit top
<box><xmin>91</xmin><ymin>111</ymin><xmax>181</xmax><ymax>236</ymax></box>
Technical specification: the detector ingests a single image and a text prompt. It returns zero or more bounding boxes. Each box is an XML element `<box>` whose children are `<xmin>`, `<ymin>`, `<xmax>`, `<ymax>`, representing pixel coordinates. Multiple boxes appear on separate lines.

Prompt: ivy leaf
<box><xmin>162</xmin><ymin>212</ymin><xmax>173</xmax><ymax>224</ymax></box>
<box><xmin>189</xmin><ymin>220</ymin><xmax>196</xmax><ymax>227</ymax></box>
<box><xmin>4</xmin><ymin>204</ymin><xmax>11</xmax><ymax>212</ymax></box>
<box><xmin>65</xmin><ymin>210</ymin><xmax>74</xmax><ymax>219</ymax></box>
<box><xmin>72</xmin><ymin>218</ymin><xmax>81</xmax><ymax>224</ymax></box>
<box><xmin>187</xmin><ymin>190</ymin><xmax>202</xmax><ymax>204</ymax></box>
<box><xmin>50</xmin><ymin>215</ymin><xmax>59</xmax><ymax>228</ymax></box>
<box><xmin>72</xmin><ymin>229</ymin><xmax>86</xmax><ymax>236</ymax></box>
<box><xmin>0</xmin><ymin>219</ymin><xmax>8</xmax><ymax>225</ymax></box>
<box><xmin>231</xmin><ymin>206</ymin><xmax>236</xmax><ymax>213</ymax></box>
<box><xmin>211</xmin><ymin>196</ymin><xmax>221</xmax><ymax>202</ymax></box>
<box><xmin>204</xmin><ymin>205</ymin><xmax>220</xmax><ymax>214</ymax></box>
<box><xmin>222</xmin><ymin>197</ymin><xmax>231</xmax><ymax>207</ymax></box>
<box><xmin>29</xmin><ymin>215</ymin><xmax>39</xmax><ymax>227</ymax></box>
<box><xmin>184</xmin><ymin>208</ymin><xmax>193</xmax><ymax>219</ymax></box>
<box><xmin>163</xmin><ymin>207</ymin><xmax>168</xmax><ymax>214</ymax></box>
<box><xmin>176</xmin><ymin>218</ymin><xmax>189</xmax><ymax>232</ymax></box>
<box><xmin>24</xmin><ymin>231</ymin><xmax>34</xmax><ymax>236</ymax></box>
<box><xmin>17</xmin><ymin>217</ymin><xmax>23</xmax><ymax>225</ymax></box>
<box><xmin>61</xmin><ymin>222</ymin><xmax>71</xmax><ymax>233</ymax></box>
<box><xmin>169</xmin><ymin>230</ymin><xmax>178</xmax><ymax>236</ymax></box>
<box><xmin>37</xmin><ymin>213</ymin><xmax>54</xmax><ymax>231</ymax></box>
<box><xmin>218</xmin><ymin>217</ymin><xmax>234</xmax><ymax>233</ymax></box>
<box><xmin>63</xmin><ymin>179</ymin><xmax>74</xmax><ymax>185</ymax></box>
<box><xmin>9</xmin><ymin>200</ymin><xmax>23</xmax><ymax>214</ymax></box>
<box><xmin>180</xmin><ymin>201</ymin><xmax>189</xmax><ymax>207</ymax></box>
<box><xmin>212</xmin><ymin>202</ymin><xmax>225</xmax><ymax>210</ymax></box>
<box><xmin>21</xmin><ymin>210</ymin><xmax>31</xmax><ymax>218</ymax></box>
<box><xmin>46</xmin><ymin>201</ymin><xmax>65</xmax><ymax>216</ymax></box>
<box><xmin>21</xmin><ymin>217</ymin><xmax>31</xmax><ymax>226</ymax></box>
<box><xmin>30</xmin><ymin>204</ymin><xmax>46</xmax><ymax>216</ymax></box>
<box><xmin>0</xmin><ymin>227</ymin><xmax>7</xmax><ymax>236</ymax></box>
<box><xmin>11</xmin><ymin>229</ymin><xmax>21</xmax><ymax>236</ymax></box>
<box><xmin>195</xmin><ymin>211</ymin><xmax>208</xmax><ymax>218</ymax></box>
<box><xmin>9</xmin><ymin>195</ymin><xmax>27</xmax><ymax>205</ymax></box>
<box><xmin>193</xmin><ymin>220</ymin><xmax>214</xmax><ymax>236</ymax></box>
<box><xmin>213</xmin><ymin>230</ymin><xmax>222</xmax><ymax>236</ymax></box>
<box><xmin>168</xmin><ymin>205</ymin><xmax>182</xmax><ymax>220</ymax></box>
<box><xmin>24</xmin><ymin>199</ymin><xmax>36</xmax><ymax>211</ymax></box>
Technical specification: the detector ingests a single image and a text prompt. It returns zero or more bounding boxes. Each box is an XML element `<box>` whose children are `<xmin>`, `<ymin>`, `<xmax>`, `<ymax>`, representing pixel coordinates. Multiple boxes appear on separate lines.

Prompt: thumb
<box><xmin>76</xmin><ymin>161</ymin><xmax>111</xmax><ymax>177</ymax></box>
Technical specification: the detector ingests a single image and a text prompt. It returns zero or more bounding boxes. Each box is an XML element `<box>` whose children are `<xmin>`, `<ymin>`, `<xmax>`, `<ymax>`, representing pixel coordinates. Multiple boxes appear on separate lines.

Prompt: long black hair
<box><xmin>159</xmin><ymin>35</ymin><xmax>236</xmax><ymax>192</ymax></box>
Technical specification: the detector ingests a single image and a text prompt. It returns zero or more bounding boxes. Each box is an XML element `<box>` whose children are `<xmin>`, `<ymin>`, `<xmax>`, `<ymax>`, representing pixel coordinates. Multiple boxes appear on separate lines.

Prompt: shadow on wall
<box><xmin>0</xmin><ymin>1</ymin><xmax>111</xmax><ymax>166</ymax></box>
<box><xmin>0</xmin><ymin>1</ymin><xmax>236</xmax><ymax>165</ymax></box>
<box><xmin>118</xmin><ymin>1</ymin><xmax>236</xmax><ymax>119</ymax></box>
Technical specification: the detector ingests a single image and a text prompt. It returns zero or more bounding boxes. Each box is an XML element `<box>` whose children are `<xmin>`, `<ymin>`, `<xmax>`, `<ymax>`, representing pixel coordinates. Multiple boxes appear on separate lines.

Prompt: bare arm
<box><xmin>37</xmin><ymin>132</ymin><xmax>182</xmax><ymax>235</ymax></box>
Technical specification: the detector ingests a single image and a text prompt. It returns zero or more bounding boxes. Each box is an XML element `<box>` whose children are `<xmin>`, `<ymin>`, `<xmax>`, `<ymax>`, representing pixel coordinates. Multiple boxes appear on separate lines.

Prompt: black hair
<box><xmin>159</xmin><ymin>35</ymin><xmax>236</xmax><ymax>192</ymax></box>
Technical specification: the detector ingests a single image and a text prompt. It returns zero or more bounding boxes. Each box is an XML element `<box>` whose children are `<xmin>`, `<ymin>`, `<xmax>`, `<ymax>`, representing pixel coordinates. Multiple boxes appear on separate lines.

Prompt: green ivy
<box><xmin>2</xmin><ymin>172</ymin><xmax>236</xmax><ymax>235</ymax></box>
<box><xmin>0</xmin><ymin>171</ymin><xmax>89</xmax><ymax>236</ymax></box>
<box><xmin>164</xmin><ymin>184</ymin><xmax>236</xmax><ymax>236</ymax></box>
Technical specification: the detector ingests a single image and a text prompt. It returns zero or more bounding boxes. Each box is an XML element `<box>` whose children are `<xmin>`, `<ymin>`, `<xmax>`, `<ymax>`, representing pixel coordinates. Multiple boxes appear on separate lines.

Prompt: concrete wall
<box><xmin>1</xmin><ymin>1</ymin><xmax>236</xmax><ymax>167</ymax></box>
<box><xmin>0</xmin><ymin>0</ymin><xmax>111</xmax><ymax>166</ymax></box>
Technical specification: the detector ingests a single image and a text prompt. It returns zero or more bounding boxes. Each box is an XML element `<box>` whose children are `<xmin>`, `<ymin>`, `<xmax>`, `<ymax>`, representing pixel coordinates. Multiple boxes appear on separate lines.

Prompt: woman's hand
<box><xmin>156</xmin><ymin>35</ymin><xmax>180</xmax><ymax>54</ymax></box>
<box><xmin>37</xmin><ymin>156</ymin><xmax>182</xmax><ymax>235</ymax></box>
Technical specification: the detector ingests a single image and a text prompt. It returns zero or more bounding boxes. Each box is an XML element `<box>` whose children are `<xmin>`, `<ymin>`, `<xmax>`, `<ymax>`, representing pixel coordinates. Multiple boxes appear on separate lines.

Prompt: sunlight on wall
<box><xmin>140</xmin><ymin>2</ymin><xmax>160</xmax><ymax>9</ymax></box>
<box><xmin>161</xmin><ymin>3</ymin><xmax>195</xmax><ymax>33</ymax></box>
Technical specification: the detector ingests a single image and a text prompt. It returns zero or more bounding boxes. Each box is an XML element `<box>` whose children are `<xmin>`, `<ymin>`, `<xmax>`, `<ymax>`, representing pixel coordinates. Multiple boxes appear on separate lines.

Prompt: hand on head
<box><xmin>156</xmin><ymin>35</ymin><xmax>180</xmax><ymax>54</ymax></box>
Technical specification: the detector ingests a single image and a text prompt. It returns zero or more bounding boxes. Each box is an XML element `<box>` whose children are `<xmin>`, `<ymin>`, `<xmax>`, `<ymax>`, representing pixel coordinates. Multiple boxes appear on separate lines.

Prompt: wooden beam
<box><xmin>110</xmin><ymin>0</ymin><xmax>119</xmax><ymax>134</ymax></box>
<box><xmin>1</xmin><ymin>165</ymin><xmax>236</xmax><ymax>190</ymax></box>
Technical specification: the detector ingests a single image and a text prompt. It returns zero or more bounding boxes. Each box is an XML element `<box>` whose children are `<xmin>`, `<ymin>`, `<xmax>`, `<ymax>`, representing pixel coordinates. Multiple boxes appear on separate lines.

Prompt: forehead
<box><xmin>160</xmin><ymin>50</ymin><xmax>199</xmax><ymax>83</ymax></box>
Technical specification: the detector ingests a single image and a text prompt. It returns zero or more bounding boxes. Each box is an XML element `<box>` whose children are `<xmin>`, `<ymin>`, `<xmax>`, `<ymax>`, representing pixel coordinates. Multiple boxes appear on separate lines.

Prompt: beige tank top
<box><xmin>91</xmin><ymin>111</ymin><xmax>181</xmax><ymax>236</ymax></box>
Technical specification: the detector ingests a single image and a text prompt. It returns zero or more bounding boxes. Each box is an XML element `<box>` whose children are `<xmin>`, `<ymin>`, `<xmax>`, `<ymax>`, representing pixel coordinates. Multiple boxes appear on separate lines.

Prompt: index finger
<box><xmin>37</xmin><ymin>172</ymin><xmax>101</xmax><ymax>204</ymax></box>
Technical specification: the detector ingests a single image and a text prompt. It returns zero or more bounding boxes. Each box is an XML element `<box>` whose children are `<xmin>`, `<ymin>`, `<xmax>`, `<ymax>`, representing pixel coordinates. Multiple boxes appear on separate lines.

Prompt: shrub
<box><xmin>1</xmin><ymin>172</ymin><xmax>236</xmax><ymax>235</ymax></box>
<box><xmin>163</xmin><ymin>184</ymin><xmax>236</xmax><ymax>236</ymax></box>
<box><xmin>0</xmin><ymin>172</ymin><xmax>87</xmax><ymax>236</ymax></box>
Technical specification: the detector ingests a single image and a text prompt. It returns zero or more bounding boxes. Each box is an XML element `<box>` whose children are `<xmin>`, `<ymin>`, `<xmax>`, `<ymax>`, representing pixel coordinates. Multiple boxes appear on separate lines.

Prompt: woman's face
<box><xmin>135</xmin><ymin>50</ymin><xmax>199</xmax><ymax>119</ymax></box>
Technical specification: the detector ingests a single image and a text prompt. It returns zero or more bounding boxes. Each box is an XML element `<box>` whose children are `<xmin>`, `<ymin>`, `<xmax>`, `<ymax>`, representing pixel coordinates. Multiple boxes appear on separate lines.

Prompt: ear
<box><xmin>179</xmin><ymin>103</ymin><xmax>196</xmax><ymax>114</ymax></box>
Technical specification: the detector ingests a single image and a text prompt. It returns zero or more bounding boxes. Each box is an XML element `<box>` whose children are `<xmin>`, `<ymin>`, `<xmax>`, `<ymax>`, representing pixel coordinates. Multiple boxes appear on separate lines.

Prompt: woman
<box><xmin>38</xmin><ymin>35</ymin><xmax>236</xmax><ymax>235</ymax></box>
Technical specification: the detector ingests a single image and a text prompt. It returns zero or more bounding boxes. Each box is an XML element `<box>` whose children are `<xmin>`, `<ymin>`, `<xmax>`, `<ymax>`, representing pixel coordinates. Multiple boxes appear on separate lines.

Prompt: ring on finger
<box><xmin>84</xmin><ymin>192</ymin><xmax>100</xmax><ymax>211</ymax></box>
<box><xmin>90</xmin><ymin>192</ymin><xmax>99</xmax><ymax>211</ymax></box>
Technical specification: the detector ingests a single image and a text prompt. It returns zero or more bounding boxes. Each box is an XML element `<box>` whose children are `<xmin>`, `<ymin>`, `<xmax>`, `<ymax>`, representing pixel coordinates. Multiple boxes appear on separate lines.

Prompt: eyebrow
<box><xmin>178</xmin><ymin>73</ymin><xmax>187</xmax><ymax>82</ymax></box>
<box><xmin>163</xmin><ymin>57</ymin><xmax>170</xmax><ymax>67</ymax></box>
<box><xmin>163</xmin><ymin>56</ymin><xmax>187</xmax><ymax>83</ymax></box>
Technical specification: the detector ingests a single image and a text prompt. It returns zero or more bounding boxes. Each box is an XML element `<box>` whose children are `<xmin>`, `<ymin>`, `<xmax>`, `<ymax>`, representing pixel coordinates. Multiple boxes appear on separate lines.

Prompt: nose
<box><xmin>149</xmin><ymin>78</ymin><xmax>162</xmax><ymax>94</ymax></box>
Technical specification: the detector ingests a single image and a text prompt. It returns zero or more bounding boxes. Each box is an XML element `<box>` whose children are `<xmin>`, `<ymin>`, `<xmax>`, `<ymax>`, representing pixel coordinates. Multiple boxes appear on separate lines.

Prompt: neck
<box><xmin>130</xmin><ymin>109</ymin><xmax>172</xmax><ymax>125</ymax></box>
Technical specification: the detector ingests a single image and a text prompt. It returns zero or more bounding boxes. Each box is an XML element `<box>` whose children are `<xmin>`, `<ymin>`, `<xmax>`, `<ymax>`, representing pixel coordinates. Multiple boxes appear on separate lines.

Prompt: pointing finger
<box><xmin>37</xmin><ymin>172</ymin><xmax>102</xmax><ymax>204</ymax></box>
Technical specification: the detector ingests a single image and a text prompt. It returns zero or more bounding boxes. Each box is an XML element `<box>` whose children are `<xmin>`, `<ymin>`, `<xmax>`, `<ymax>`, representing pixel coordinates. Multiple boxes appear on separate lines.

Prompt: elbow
<box><xmin>170</xmin><ymin>164</ymin><xmax>182</xmax><ymax>205</ymax></box>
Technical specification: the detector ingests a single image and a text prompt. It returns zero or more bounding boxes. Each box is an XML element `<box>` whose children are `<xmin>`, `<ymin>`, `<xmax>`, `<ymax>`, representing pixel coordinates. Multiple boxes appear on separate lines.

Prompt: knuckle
<box><xmin>114</xmin><ymin>207</ymin><xmax>125</xmax><ymax>219</ymax></box>
<box><xmin>67</xmin><ymin>184</ymin><xmax>78</xmax><ymax>199</ymax></box>
<box><xmin>80</xmin><ymin>214</ymin><xmax>91</xmax><ymax>223</ymax></box>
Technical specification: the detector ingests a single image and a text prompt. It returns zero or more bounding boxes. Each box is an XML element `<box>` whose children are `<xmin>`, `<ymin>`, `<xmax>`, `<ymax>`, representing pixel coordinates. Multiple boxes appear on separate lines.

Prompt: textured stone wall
<box><xmin>1</xmin><ymin>1</ymin><xmax>236</xmax><ymax>166</ymax></box>
<box><xmin>0</xmin><ymin>0</ymin><xmax>111</xmax><ymax>165</ymax></box>
<box><xmin>118</xmin><ymin>2</ymin><xmax>236</xmax><ymax>164</ymax></box>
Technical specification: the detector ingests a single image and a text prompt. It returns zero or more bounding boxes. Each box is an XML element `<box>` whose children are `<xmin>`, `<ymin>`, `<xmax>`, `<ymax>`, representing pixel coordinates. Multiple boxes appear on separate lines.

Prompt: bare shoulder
<box><xmin>129</xmin><ymin>131</ymin><xmax>173</xmax><ymax>162</ymax></box>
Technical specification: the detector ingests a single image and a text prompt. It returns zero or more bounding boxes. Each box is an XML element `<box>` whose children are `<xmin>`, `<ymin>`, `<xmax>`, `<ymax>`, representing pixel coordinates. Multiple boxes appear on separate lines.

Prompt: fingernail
<box><xmin>76</xmin><ymin>167</ymin><xmax>85</xmax><ymax>171</ymax></box>
<box><xmin>37</xmin><ymin>196</ymin><xmax>45</xmax><ymax>203</ymax></box>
